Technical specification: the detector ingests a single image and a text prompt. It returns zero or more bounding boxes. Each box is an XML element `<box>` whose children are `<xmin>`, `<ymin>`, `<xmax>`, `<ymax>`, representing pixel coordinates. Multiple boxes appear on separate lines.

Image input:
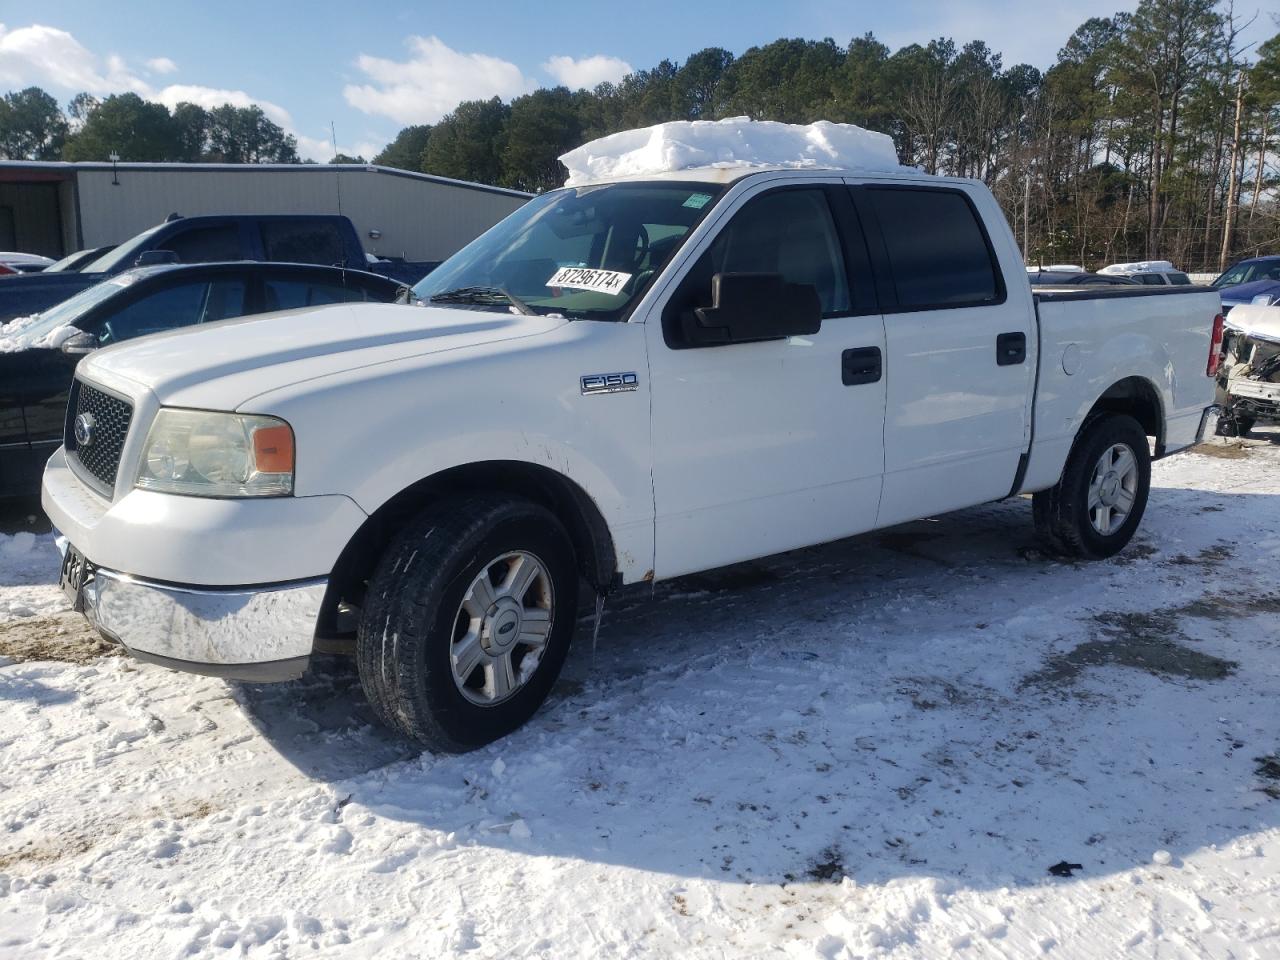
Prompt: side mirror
<box><xmin>685</xmin><ymin>273</ymin><xmax>821</xmax><ymax>345</ymax></box>
<box><xmin>134</xmin><ymin>249</ymin><xmax>179</xmax><ymax>267</ymax></box>
<box><xmin>59</xmin><ymin>330</ymin><xmax>97</xmax><ymax>355</ymax></box>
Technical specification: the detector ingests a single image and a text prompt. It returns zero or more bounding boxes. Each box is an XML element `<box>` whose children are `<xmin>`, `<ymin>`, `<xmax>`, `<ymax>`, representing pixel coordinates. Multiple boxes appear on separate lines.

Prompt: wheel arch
<box><xmin>1086</xmin><ymin>375</ymin><xmax>1166</xmax><ymax>456</ymax></box>
<box><xmin>316</xmin><ymin>461</ymin><xmax>618</xmax><ymax>641</ymax></box>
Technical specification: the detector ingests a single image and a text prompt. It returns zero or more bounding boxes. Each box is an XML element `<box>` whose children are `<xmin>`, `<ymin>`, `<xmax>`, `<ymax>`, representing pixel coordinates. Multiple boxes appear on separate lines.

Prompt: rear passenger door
<box><xmin>851</xmin><ymin>182</ymin><xmax>1035</xmax><ymax>526</ymax></box>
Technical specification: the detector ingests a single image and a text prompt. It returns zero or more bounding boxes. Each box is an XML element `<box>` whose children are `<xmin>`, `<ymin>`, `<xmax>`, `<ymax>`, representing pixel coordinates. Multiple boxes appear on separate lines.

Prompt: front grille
<box><xmin>66</xmin><ymin>380</ymin><xmax>133</xmax><ymax>494</ymax></box>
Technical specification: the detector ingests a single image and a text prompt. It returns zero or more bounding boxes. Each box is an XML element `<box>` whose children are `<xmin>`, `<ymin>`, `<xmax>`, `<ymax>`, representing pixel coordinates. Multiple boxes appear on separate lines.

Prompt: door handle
<box><xmin>997</xmin><ymin>332</ymin><xmax>1026</xmax><ymax>366</ymax></box>
<box><xmin>842</xmin><ymin>346</ymin><xmax>882</xmax><ymax>385</ymax></box>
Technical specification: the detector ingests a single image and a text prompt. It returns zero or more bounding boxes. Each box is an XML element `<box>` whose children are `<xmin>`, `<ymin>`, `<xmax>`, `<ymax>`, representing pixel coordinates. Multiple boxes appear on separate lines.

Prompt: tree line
<box><xmin>374</xmin><ymin>0</ymin><xmax>1279</xmax><ymax>272</ymax></box>
<box><xmin>1</xmin><ymin>0</ymin><xmax>1277</xmax><ymax>270</ymax></box>
<box><xmin>0</xmin><ymin>89</ymin><xmax>300</xmax><ymax>164</ymax></box>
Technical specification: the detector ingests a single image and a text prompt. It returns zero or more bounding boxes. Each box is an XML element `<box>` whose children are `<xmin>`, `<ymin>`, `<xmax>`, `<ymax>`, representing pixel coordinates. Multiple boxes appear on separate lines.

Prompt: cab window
<box><xmin>664</xmin><ymin>188</ymin><xmax>851</xmax><ymax>347</ymax></box>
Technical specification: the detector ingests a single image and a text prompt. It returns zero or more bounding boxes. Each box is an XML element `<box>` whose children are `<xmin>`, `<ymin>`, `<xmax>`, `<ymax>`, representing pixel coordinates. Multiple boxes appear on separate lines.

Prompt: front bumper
<box><xmin>58</xmin><ymin>537</ymin><xmax>324</xmax><ymax>681</ymax></box>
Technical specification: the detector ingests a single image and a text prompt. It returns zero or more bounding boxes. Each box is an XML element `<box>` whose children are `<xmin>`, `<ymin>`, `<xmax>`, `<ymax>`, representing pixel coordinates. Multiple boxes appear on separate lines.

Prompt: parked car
<box><xmin>1097</xmin><ymin>261</ymin><xmax>1194</xmax><ymax>286</ymax></box>
<box><xmin>41</xmin><ymin>245</ymin><xmax>118</xmax><ymax>274</ymax></box>
<box><xmin>1</xmin><ymin>261</ymin><xmax>403</xmax><ymax>498</ymax></box>
<box><xmin>1028</xmin><ymin>269</ymin><xmax>1138</xmax><ymax>286</ymax></box>
<box><xmin>1215</xmin><ymin>303</ymin><xmax>1280</xmax><ymax>435</ymax></box>
<box><xmin>0</xmin><ymin>215</ymin><xmax>434</xmax><ymax>324</ymax></box>
<box><xmin>1212</xmin><ymin>256</ymin><xmax>1280</xmax><ymax>312</ymax></box>
<box><xmin>44</xmin><ymin>161</ymin><xmax>1221</xmax><ymax>751</ymax></box>
<box><xmin>0</xmin><ymin>252</ymin><xmax>55</xmax><ymax>275</ymax></box>
<box><xmin>1212</xmin><ymin>254</ymin><xmax>1280</xmax><ymax>289</ymax></box>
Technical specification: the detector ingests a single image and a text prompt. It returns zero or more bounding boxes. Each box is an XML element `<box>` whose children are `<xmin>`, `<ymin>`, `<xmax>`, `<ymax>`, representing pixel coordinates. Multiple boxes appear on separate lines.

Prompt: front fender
<box><xmin>242</xmin><ymin>320</ymin><xmax>655</xmax><ymax>583</ymax></box>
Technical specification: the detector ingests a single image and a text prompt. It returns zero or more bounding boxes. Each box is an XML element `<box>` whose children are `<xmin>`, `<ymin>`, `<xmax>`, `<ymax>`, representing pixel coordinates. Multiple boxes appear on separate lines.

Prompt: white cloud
<box><xmin>543</xmin><ymin>54</ymin><xmax>633</xmax><ymax>90</ymax></box>
<box><xmin>343</xmin><ymin>35</ymin><xmax>531</xmax><ymax>125</ymax></box>
<box><xmin>153</xmin><ymin>84</ymin><xmax>294</xmax><ymax>128</ymax></box>
<box><xmin>0</xmin><ymin>22</ymin><xmax>346</xmax><ymax>161</ymax></box>
<box><xmin>294</xmin><ymin>133</ymin><xmax>384</xmax><ymax>163</ymax></box>
<box><xmin>0</xmin><ymin>22</ymin><xmax>119</xmax><ymax>91</ymax></box>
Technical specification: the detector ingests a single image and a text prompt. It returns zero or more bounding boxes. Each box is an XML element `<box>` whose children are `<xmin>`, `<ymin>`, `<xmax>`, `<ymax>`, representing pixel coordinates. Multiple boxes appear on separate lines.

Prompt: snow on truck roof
<box><xmin>558</xmin><ymin>117</ymin><xmax>908</xmax><ymax>186</ymax></box>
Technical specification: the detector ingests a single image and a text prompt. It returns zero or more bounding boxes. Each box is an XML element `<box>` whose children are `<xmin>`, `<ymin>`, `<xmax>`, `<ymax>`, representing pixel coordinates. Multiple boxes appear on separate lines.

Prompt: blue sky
<box><xmin>2</xmin><ymin>1</ymin><xmax>1277</xmax><ymax>160</ymax></box>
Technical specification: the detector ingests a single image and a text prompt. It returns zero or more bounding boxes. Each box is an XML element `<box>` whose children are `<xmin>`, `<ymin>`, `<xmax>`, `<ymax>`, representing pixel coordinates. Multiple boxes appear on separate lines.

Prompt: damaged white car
<box><xmin>1216</xmin><ymin>303</ymin><xmax>1280</xmax><ymax>436</ymax></box>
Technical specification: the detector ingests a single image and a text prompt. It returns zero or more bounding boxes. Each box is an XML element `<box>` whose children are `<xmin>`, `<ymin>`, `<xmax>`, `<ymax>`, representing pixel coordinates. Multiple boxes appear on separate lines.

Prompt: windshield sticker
<box><xmin>683</xmin><ymin>192</ymin><xmax>713</xmax><ymax>210</ymax></box>
<box><xmin>546</xmin><ymin>267</ymin><xmax>632</xmax><ymax>296</ymax></box>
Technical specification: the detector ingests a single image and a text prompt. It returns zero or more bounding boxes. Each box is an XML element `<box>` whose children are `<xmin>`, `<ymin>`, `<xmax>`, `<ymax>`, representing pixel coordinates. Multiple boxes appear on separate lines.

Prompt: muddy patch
<box><xmin>1194</xmin><ymin>441</ymin><xmax>1250</xmax><ymax>460</ymax></box>
<box><xmin>1166</xmin><ymin>543</ymin><xmax>1233</xmax><ymax>569</ymax></box>
<box><xmin>0</xmin><ymin>612</ymin><xmax>120</xmax><ymax>665</ymax></box>
<box><xmin>1113</xmin><ymin>541</ymin><xmax>1159</xmax><ymax>565</ymax></box>
<box><xmin>1176</xmin><ymin>592</ymin><xmax>1280</xmax><ymax>622</ymax></box>
<box><xmin>1025</xmin><ymin>611</ymin><xmax>1236</xmax><ymax>687</ymax></box>
<box><xmin>1256</xmin><ymin>754</ymin><xmax>1280</xmax><ymax>800</ymax></box>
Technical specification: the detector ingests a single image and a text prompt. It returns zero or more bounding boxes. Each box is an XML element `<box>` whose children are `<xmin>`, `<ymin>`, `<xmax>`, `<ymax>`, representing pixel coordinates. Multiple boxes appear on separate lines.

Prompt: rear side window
<box><xmin>164</xmin><ymin>225</ymin><xmax>241</xmax><ymax>263</ymax></box>
<box><xmin>1168</xmin><ymin>272</ymin><xmax>1192</xmax><ymax>285</ymax></box>
<box><xmin>1135</xmin><ymin>273</ymin><xmax>1165</xmax><ymax>286</ymax></box>
<box><xmin>865</xmin><ymin>188</ymin><xmax>1000</xmax><ymax>310</ymax></box>
<box><xmin>261</xmin><ymin>221</ymin><xmax>345</xmax><ymax>266</ymax></box>
<box><xmin>263</xmin><ymin>277</ymin><xmax>368</xmax><ymax>310</ymax></box>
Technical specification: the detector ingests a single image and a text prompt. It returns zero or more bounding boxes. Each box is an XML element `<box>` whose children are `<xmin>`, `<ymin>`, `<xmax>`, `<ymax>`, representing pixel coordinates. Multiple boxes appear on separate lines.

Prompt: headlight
<box><xmin>135</xmin><ymin>409</ymin><xmax>294</xmax><ymax>497</ymax></box>
<box><xmin>1251</xmin><ymin>294</ymin><xmax>1275</xmax><ymax>306</ymax></box>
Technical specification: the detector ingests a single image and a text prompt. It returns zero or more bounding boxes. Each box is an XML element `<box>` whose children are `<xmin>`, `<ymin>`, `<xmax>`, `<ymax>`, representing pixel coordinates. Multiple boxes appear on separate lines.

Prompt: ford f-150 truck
<box><xmin>42</xmin><ymin>149</ymin><xmax>1223</xmax><ymax>751</ymax></box>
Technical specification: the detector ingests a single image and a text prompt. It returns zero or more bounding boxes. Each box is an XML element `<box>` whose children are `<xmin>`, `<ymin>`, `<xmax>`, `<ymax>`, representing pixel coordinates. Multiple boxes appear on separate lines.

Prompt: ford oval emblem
<box><xmin>498</xmin><ymin>620</ymin><xmax>517</xmax><ymax>636</ymax></box>
<box><xmin>73</xmin><ymin>412</ymin><xmax>96</xmax><ymax>448</ymax></box>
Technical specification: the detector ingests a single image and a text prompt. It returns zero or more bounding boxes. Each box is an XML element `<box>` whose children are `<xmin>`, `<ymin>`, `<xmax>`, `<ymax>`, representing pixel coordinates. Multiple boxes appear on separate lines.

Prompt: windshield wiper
<box><xmin>427</xmin><ymin>285</ymin><xmax>535</xmax><ymax>316</ymax></box>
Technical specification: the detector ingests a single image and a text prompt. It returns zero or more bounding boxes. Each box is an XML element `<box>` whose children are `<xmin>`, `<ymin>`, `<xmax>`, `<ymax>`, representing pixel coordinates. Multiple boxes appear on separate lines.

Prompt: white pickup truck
<box><xmin>43</xmin><ymin>136</ymin><xmax>1223</xmax><ymax>751</ymax></box>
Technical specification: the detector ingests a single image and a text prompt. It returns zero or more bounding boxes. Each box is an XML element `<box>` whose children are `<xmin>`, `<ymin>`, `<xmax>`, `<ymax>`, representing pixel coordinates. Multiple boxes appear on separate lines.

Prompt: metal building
<box><xmin>0</xmin><ymin>161</ymin><xmax>530</xmax><ymax>261</ymax></box>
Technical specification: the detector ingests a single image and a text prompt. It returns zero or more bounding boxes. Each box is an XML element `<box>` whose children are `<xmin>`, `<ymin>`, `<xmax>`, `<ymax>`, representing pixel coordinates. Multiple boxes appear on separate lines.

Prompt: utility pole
<box><xmin>1219</xmin><ymin>70</ymin><xmax>1246</xmax><ymax>273</ymax></box>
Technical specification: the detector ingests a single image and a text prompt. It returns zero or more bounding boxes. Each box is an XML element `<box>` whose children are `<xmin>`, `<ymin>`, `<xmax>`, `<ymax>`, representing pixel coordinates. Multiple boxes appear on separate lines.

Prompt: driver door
<box><xmin>643</xmin><ymin>179</ymin><xmax>887</xmax><ymax>578</ymax></box>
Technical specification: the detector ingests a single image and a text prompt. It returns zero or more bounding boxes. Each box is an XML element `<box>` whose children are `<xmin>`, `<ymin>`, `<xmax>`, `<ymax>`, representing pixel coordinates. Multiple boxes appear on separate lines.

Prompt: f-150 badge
<box><xmin>581</xmin><ymin>372</ymin><xmax>639</xmax><ymax>395</ymax></box>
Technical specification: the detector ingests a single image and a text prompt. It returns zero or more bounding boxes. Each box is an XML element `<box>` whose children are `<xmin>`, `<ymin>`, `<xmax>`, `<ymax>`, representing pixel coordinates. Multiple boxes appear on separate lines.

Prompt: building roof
<box><xmin>0</xmin><ymin>160</ymin><xmax>531</xmax><ymax>200</ymax></box>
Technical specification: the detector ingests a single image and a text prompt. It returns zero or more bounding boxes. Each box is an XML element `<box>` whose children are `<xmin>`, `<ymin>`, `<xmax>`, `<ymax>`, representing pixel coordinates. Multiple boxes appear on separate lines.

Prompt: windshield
<box><xmin>1214</xmin><ymin>260</ymin><xmax>1280</xmax><ymax>288</ymax></box>
<box><xmin>82</xmin><ymin>223</ymin><xmax>168</xmax><ymax>274</ymax></box>
<box><xmin>412</xmin><ymin>181</ymin><xmax>724</xmax><ymax>320</ymax></box>
<box><xmin>4</xmin><ymin>274</ymin><xmax>136</xmax><ymax>340</ymax></box>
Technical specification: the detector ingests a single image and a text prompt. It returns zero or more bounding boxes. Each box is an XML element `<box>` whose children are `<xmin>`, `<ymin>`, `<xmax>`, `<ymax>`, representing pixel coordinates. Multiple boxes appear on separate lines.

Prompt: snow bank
<box><xmin>1099</xmin><ymin>260</ymin><xmax>1176</xmax><ymax>275</ymax></box>
<box><xmin>0</xmin><ymin>314</ymin><xmax>77</xmax><ymax>354</ymax></box>
<box><xmin>560</xmin><ymin>117</ymin><xmax>906</xmax><ymax>186</ymax></box>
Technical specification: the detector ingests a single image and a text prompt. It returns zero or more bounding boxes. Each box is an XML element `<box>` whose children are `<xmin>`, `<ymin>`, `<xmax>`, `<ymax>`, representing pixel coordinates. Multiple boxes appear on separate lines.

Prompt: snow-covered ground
<box><xmin>2</xmin><ymin>435</ymin><xmax>1279</xmax><ymax>959</ymax></box>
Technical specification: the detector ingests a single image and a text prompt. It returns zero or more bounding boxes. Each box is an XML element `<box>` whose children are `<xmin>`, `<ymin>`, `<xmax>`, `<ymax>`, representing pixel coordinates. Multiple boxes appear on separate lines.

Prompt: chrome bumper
<box><xmin>58</xmin><ymin>537</ymin><xmax>324</xmax><ymax>682</ymax></box>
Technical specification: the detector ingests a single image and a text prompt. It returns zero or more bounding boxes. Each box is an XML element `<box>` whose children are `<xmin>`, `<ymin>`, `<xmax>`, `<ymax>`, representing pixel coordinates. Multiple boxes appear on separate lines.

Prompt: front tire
<box><xmin>1033</xmin><ymin>413</ymin><xmax>1151</xmax><ymax>560</ymax></box>
<box><xmin>356</xmin><ymin>495</ymin><xmax>578</xmax><ymax>751</ymax></box>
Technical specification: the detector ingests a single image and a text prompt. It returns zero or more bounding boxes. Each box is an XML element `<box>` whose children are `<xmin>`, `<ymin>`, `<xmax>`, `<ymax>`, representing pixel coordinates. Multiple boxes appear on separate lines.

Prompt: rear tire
<box><xmin>1033</xmin><ymin>413</ymin><xmax>1151</xmax><ymax>560</ymax></box>
<box><xmin>356</xmin><ymin>495</ymin><xmax>578</xmax><ymax>752</ymax></box>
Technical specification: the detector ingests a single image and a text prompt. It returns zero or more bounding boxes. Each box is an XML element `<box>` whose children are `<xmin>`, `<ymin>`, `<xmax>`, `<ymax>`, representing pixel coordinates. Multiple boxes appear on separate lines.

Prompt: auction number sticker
<box><xmin>546</xmin><ymin>267</ymin><xmax>632</xmax><ymax>296</ymax></box>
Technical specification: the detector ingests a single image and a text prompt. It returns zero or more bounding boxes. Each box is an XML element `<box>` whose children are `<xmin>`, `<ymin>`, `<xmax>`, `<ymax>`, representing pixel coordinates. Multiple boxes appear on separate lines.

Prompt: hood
<box><xmin>0</xmin><ymin>271</ymin><xmax>100</xmax><ymax>324</ymax></box>
<box><xmin>81</xmin><ymin>302</ymin><xmax>567</xmax><ymax>410</ymax></box>
<box><xmin>1223</xmin><ymin>304</ymin><xmax>1280</xmax><ymax>345</ymax></box>
<box><xmin>1218</xmin><ymin>278</ymin><xmax>1280</xmax><ymax>305</ymax></box>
